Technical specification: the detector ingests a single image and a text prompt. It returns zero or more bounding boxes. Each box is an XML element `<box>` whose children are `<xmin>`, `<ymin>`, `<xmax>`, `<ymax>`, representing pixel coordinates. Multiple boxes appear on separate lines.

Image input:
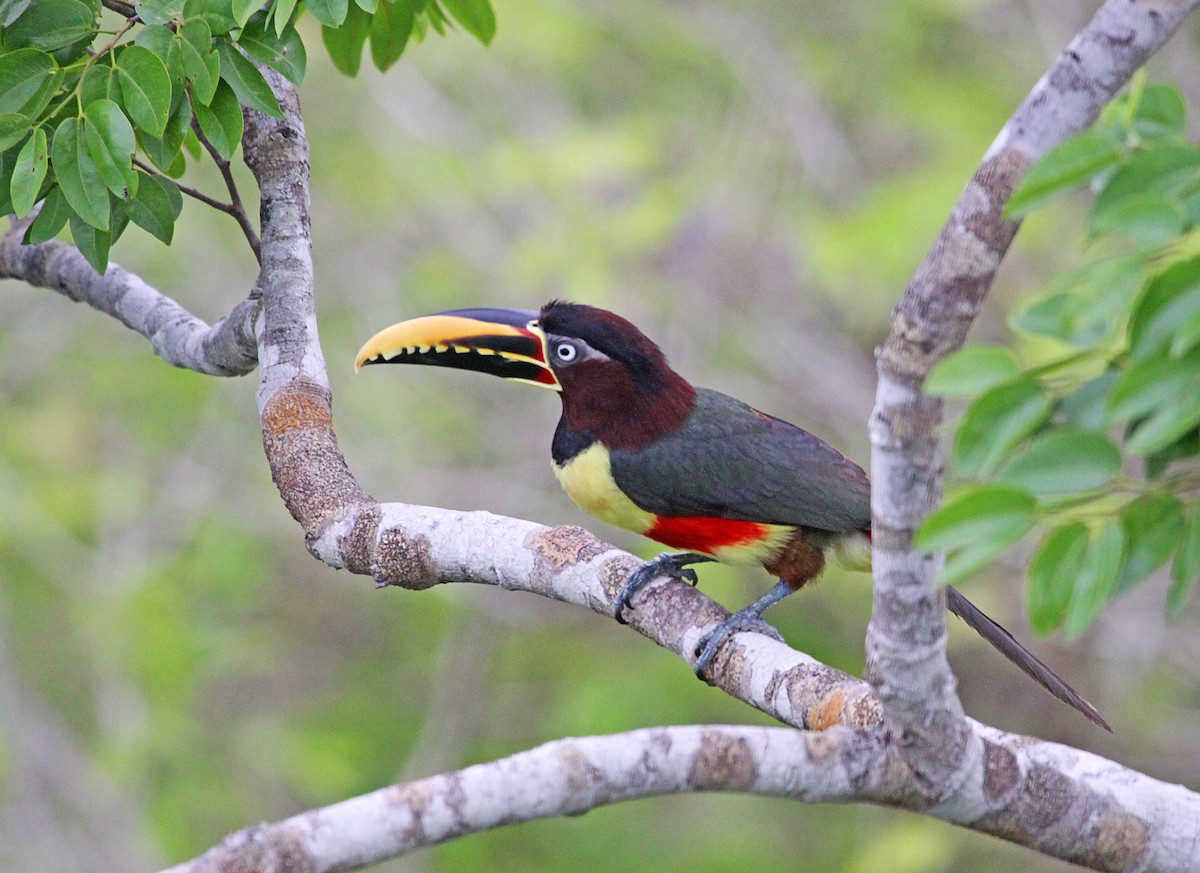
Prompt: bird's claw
<box><xmin>693</xmin><ymin>610</ymin><xmax>784</xmax><ymax>678</ymax></box>
<box><xmin>613</xmin><ymin>551</ymin><xmax>713</xmax><ymax>624</ymax></box>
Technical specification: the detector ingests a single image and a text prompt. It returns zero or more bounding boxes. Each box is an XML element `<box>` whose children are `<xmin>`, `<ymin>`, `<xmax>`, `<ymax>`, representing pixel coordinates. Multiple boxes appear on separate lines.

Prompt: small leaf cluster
<box><xmin>917</xmin><ymin>78</ymin><xmax>1200</xmax><ymax>638</ymax></box>
<box><xmin>1</xmin><ymin>0</ymin><xmax>495</xmax><ymax>273</ymax></box>
<box><xmin>0</xmin><ymin>0</ymin><xmax>306</xmax><ymax>271</ymax></box>
<box><xmin>317</xmin><ymin>0</ymin><xmax>496</xmax><ymax>77</ymax></box>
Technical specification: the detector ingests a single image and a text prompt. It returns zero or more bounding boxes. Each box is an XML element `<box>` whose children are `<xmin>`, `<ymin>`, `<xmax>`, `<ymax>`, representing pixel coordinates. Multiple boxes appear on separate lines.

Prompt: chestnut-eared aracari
<box><xmin>356</xmin><ymin>301</ymin><xmax>1109</xmax><ymax>730</ymax></box>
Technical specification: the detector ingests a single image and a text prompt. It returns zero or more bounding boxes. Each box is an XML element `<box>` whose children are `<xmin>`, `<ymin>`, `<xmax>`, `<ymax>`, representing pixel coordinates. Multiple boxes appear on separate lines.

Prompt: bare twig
<box><xmin>99</xmin><ymin>0</ymin><xmax>137</xmax><ymax>17</ymax></box>
<box><xmin>191</xmin><ymin>120</ymin><xmax>262</xmax><ymax>262</ymax></box>
<box><xmin>133</xmin><ymin>157</ymin><xmax>261</xmax><ymax>262</ymax></box>
<box><xmin>0</xmin><ymin>217</ymin><xmax>259</xmax><ymax>376</ymax></box>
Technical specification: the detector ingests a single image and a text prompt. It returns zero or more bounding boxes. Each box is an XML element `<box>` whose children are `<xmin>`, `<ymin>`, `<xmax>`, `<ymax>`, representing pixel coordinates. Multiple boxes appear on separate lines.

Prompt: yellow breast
<box><xmin>552</xmin><ymin>443</ymin><xmax>656</xmax><ymax>535</ymax></box>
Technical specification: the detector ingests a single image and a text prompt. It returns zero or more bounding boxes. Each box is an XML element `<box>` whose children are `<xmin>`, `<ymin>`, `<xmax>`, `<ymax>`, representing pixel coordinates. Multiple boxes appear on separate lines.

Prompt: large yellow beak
<box><xmin>355</xmin><ymin>308</ymin><xmax>561</xmax><ymax>390</ymax></box>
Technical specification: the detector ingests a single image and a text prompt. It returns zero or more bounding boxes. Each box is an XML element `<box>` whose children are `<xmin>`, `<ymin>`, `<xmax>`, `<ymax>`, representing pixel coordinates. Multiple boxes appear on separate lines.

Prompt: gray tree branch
<box><xmin>0</xmin><ymin>220</ymin><xmax>259</xmax><ymax>377</ymax></box>
<box><xmin>867</xmin><ymin>0</ymin><xmax>1200</xmax><ymax>806</ymax></box>
<box><xmin>164</xmin><ymin>720</ymin><xmax>1200</xmax><ymax>873</ymax></box>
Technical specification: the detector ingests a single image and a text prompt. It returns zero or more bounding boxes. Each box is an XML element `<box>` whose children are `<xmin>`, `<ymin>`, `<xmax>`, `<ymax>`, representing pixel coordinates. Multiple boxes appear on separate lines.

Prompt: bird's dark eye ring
<box><xmin>554</xmin><ymin>342</ymin><xmax>577</xmax><ymax>362</ymax></box>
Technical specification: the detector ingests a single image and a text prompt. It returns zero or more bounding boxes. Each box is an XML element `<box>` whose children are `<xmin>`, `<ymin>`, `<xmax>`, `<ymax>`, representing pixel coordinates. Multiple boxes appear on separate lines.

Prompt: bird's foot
<box><xmin>613</xmin><ymin>551</ymin><xmax>715</xmax><ymax>624</ymax></box>
<box><xmin>693</xmin><ymin>609</ymin><xmax>784</xmax><ymax>678</ymax></box>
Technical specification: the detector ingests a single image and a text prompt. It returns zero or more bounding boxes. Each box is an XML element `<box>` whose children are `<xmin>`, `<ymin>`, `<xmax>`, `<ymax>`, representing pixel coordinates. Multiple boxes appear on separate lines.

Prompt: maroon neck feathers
<box><xmin>558</xmin><ymin>359</ymin><xmax>696</xmax><ymax>451</ymax></box>
<box><xmin>539</xmin><ymin>301</ymin><xmax>698</xmax><ymax>450</ymax></box>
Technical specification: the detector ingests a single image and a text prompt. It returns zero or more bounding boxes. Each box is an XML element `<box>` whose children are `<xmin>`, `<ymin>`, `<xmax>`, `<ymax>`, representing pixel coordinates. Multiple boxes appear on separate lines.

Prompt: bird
<box><xmin>355</xmin><ymin>300</ymin><xmax>1110</xmax><ymax>731</ymax></box>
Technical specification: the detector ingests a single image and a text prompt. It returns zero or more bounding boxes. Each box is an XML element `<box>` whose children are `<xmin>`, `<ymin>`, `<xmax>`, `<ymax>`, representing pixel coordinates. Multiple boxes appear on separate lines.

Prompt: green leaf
<box><xmin>1116</xmin><ymin>494</ymin><xmax>1184</xmax><ymax>592</ymax></box>
<box><xmin>1169</xmin><ymin>506</ymin><xmax>1200</xmax><ymax>619</ymax></box>
<box><xmin>139</xmin><ymin>93</ymin><xmax>192</xmax><ymax>172</ymax></box>
<box><xmin>1087</xmin><ymin>193</ymin><xmax>1184</xmax><ymax>249</ymax></box>
<box><xmin>940</xmin><ymin>536</ymin><xmax>1021</xmax><ymax>586</ymax></box>
<box><xmin>1063</xmin><ymin>521</ymin><xmax>1125</xmax><ymax>640</ymax></box>
<box><xmin>924</xmin><ymin>346</ymin><xmax>1020</xmax><ymax>398</ymax></box>
<box><xmin>952</xmin><ymin>379</ymin><xmax>1053</xmax><ymax>476</ymax></box>
<box><xmin>126</xmin><ymin>170</ymin><xmax>176</xmax><ymax>244</ymax></box>
<box><xmin>1007</xmin><ymin>131</ymin><xmax>1123</xmax><ymax>217</ymax></box>
<box><xmin>25</xmin><ymin>185</ymin><xmax>69</xmax><ymax>243</ymax></box>
<box><xmin>1128</xmin><ymin>258</ymin><xmax>1200</xmax><ymax>360</ymax></box>
<box><xmin>1093</xmin><ymin>145</ymin><xmax>1200</xmax><ymax>219</ymax></box>
<box><xmin>109</xmin><ymin>194</ymin><xmax>130</xmax><ymax>244</ymax></box>
<box><xmin>182</xmin><ymin>126</ymin><xmax>202</xmax><ymax>158</ymax></box>
<box><xmin>0</xmin><ymin>48</ymin><xmax>61</xmax><ymax>117</ymax></box>
<box><xmin>0</xmin><ymin>0</ymin><xmax>34</xmax><ymax>26</ymax></box>
<box><xmin>1127</xmin><ymin>392</ymin><xmax>1200</xmax><ymax>456</ymax></box>
<box><xmin>308</xmin><ymin>0</ymin><xmax>349</xmax><ymax>27</ymax></box>
<box><xmin>0</xmin><ymin>113</ymin><xmax>30</xmax><ymax>151</ymax></box>
<box><xmin>115</xmin><ymin>46</ymin><xmax>173</xmax><ymax>137</ymax></box>
<box><xmin>273</xmin><ymin>0</ymin><xmax>298</xmax><ymax>35</ymax></box>
<box><xmin>69</xmin><ymin>210</ymin><xmax>111</xmax><ymax>274</ymax></box>
<box><xmin>915</xmin><ymin>484</ymin><xmax>1036</xmax><ymax>553</ymax></box>
<box><xmin>177</xmin><ymin>19</ymin><xmax>219</xmax><ymax>105</ymax></box>
<box><xmin>1028</xmin><ymin>522</ymin><xmax>1089</xmax><ymax>635</ymax></box>
<box><xmin>10</xmin><ymin>125</ymin><xmax>46</xmax><ymax>217</ymax></box>
<box><xmin>321</xmin><ymin>3</ymin><xmax>370</xmax><ymax>76</ymax></box>
<box><xmin>135</xmin><ymin>23</ymin><xmax>177</xmax><ymax>69</ymax></box>
<box><xmin>183</xmin><ymin>0</ymin><xmax>237</xmax><ymax>34</ymax></box>
<box><xmin>137</xmin><ymin>0</ymin><xmax>184</xmax><ymax>26</ymax></box>
<box><xmin>83</xmin><ymin>98</ymin><xmax>138</xmax><ymax>197</ymax></box>
<box><xmin>1170</xmin><ymin>309</ymin><xmax>1200</xmax><ymax>359</ymax></box>
<box><xmin>133</xmin><ymin>28</ymin><xmax>183</xmax><ymax>106</ymax></box>
<box><xmin>153</xmin><ymin>174</ymin><xmax>183</xmax><ymax>217</ymax></box>
<box><xmin>440</xmin><ymin>0</ymin><xmax>495</xmax><ymax>43</ymax></box>
<box><xmin>1145</xmin><ymin>427</ymin><xmax>1199</xmax><ymax>479</ymax></box>
<box><xmin>1011</xmin><ymin>291</ymin><xmax>1072</xmax><ymax>340</ymax></box>
<box><xmin>424</xmin><ymin>0</ymin><xmax>448</xmax><ymax>35</ymax></box>
<box><xmin>231</xmin><ymin>0</ymin><xmax>258</xmax><ymax>26</ymax></box>
<box><xmin>1133</xmin><ymin>84</ymin><xmax>1186</xmax><ymax>137</ymax></box>
<box><xmin>996</xmin><ymin>426</ymin><xmax>1121</xmax><ymax>497</ymax></box>
<box><xmin>51</xmin><ymin>117</ymin><xmax>109</xmax><ymax>230</ymax></box>
<box><xmin>354</xmin><ymin>0</ymin><xmax>377</xmax><ymax>11</ymax></box>
<box><xmin>0</xmin><ymin>147</ymin><xmax>15</xmax><ymax>213</ymax></box>
<box><xmin>370</xmin><ymin>0</ymin><xmax>414</xmax><ymax>72</ymax></box>
<box><xmin>1107</xmin><ymin>349</ymin><xmax>1200</xmax><ymax>424</ymax></box>
<box><xmin>79</xmin><ymin>58</ymin><xmax>117</xmax><ymax>108</ymax></box>
<box><xmin>1059</xmin><ymin>369</ymin><xmax>1118</xmax><ymax>430</ymax></box>
<box><xmin>191</xmin><ymin>80</ymin><xmax>242</xmax><ymax>159</ymax></box>
<box><xmin>239</xmin><ymin>15</ymin><xmax>307</xmax><ymax>84</ymax></box>
<box><xmin>4</xmin><ymin>0</ymin><xmax>96</xmax><ymax>52</ymax></box>
<box><xmin>215</xmin><ymin>40</ymin><xmax>283</xmax><ymax>117</ymax></box>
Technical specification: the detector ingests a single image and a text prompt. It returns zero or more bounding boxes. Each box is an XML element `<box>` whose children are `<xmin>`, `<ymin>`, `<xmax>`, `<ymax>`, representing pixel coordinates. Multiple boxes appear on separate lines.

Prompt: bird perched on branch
<box><xmin>356</xmin><ymin>300</ymin><xmax>1109</xmax><ymax>730</ymax></box>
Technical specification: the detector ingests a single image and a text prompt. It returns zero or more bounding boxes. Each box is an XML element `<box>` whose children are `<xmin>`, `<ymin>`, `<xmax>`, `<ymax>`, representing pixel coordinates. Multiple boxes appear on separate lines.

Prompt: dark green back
<box><xmin>609</xmin><ymin>388</ymin><xmax>871</xmax><ymax>533</ymax></box>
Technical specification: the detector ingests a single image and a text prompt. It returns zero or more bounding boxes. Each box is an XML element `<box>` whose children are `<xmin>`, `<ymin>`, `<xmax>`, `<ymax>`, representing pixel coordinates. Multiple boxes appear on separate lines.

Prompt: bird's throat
<box><xmin>556</xmin><ymin>361</ymin><xmax>696</xmax><ymax>453</ymax></box>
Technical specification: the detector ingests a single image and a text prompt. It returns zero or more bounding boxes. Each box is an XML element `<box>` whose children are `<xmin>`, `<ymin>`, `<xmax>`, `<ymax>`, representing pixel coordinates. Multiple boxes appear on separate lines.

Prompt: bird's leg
<box><xmin>613</xmin><ymin>551</ymin><xmax>716</xmax><ymax>624</ymax></box>
<box><xmin>693</xmin><ymin>579</ymin><xmax>795</xmax><ymax>677</ymax></box>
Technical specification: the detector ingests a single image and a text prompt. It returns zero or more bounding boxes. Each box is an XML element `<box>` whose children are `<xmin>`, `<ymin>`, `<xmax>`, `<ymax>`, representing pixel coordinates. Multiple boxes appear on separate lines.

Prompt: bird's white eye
<box><xmin>554</xmin><ymin>342</ymin><xmax>577</xmax><ymax>362</ymax></box>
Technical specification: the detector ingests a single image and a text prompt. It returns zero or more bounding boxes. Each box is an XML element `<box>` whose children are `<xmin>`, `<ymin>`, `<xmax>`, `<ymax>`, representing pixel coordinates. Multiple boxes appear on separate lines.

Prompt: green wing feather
<box><xmin>608</xmin><ymin>388</ymin><xmax>871</xmax><ymax>533</ymax></box>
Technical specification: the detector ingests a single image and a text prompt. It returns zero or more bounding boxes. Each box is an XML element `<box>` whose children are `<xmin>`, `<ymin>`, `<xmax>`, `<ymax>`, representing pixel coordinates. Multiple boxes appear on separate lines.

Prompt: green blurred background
<box><xmin>2</xmin><ymin>1</ymin><xmax>1199</xmax><ymax>870</ymax></box>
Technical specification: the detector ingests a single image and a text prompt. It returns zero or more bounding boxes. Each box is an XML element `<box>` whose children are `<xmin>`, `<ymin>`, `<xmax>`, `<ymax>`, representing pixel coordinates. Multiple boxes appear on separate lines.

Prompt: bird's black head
<box><xmin>536</xmin><ymin>300</ymin><xmax>696</xmax><ymax>448</ymax></box>
<box><xmin>538</xmin><ymin>301</ymin><xmax>676</xmax><ymax>391</ymax></box>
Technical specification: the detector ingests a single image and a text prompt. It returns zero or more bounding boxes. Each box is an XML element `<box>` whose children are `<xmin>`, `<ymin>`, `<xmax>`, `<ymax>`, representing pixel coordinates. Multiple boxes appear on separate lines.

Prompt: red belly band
<box><xmin>646</xmin><ymin>515</ymin><xmax>774</xmax><ymax>555</ymax></box>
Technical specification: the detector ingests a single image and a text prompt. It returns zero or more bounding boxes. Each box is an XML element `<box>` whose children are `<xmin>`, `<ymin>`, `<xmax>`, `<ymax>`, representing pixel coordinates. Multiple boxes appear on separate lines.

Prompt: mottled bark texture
<box><xmin>0</xmin><ymin>219</ymin><xmax>259</xmax><ymax>376</ymax></box>
<box><xmin>165</xmin><ymin>723</ymin><xmax>1200</xmax><ymax>873</ymax></box>
<box><xmin>867</xmin><ymin>0</ymin><xmax>1200</xmax><ymax>808</ymax></box>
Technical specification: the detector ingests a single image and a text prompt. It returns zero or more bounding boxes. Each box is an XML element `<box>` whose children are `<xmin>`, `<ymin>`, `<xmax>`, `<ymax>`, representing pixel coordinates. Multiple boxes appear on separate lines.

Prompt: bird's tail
<box><xmin>945</xmin><ymin>586</ymin><xmax>1111</xmax><ymax>732</ymax></box>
